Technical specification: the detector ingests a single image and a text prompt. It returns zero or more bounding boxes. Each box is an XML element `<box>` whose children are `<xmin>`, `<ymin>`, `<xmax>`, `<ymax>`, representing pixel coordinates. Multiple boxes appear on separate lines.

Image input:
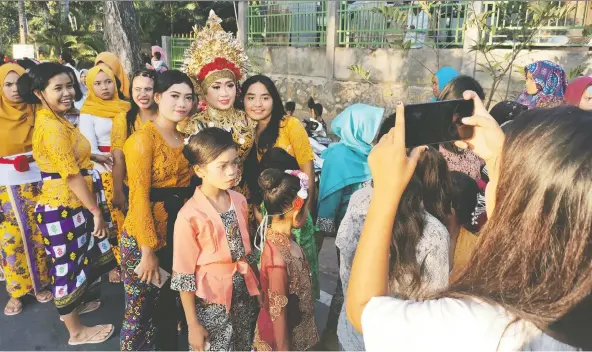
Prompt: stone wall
<box><xmin>247</xmin><ymin>46</ymin><xmax>592</xmax><ymax>123</ymax></box>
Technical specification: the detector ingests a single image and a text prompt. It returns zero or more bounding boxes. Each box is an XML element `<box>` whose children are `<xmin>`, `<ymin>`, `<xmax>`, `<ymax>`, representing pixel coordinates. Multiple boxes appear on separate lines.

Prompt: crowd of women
<box><xmin>1</xmin><ymin>9</ymin><xmax>590</xmax><ymax>351</ymax></box>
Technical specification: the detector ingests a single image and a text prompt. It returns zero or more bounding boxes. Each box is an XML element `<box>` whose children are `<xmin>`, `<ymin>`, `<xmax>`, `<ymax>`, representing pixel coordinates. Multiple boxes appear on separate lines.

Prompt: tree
<box><xmin>18</xmin><ymin>0</ymin><xmax>27</xmax><ymax>44</ymax></box>
<box><xmin>103</xmin><ymin>1</ymin><xmax>142</xmax><ymax>73</ymax></box>
<box><xmin>61</xmin><ymin>0</ymin><xmax>70</xmax><ymax>25</ymax></box>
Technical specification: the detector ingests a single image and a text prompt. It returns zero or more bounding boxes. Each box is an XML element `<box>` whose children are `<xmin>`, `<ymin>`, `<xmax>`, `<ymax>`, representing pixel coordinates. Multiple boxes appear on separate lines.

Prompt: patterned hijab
<box><xmin>516</xmin><ymin>60</ymin><xmax>567</xmax><ymax>109</ymax></box>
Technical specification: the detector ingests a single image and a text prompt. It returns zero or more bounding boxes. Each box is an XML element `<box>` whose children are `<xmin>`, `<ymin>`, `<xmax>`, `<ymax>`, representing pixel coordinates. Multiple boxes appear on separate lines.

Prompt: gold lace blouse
<box><xmin>33</xmin><ymin>108</ymin><xmax>94</xmax><ymax>208</ymax></box>
<box><xmin>123</xmin><ymin>121</ymin><xmax>192</xmax><ymax>250</ymax></box>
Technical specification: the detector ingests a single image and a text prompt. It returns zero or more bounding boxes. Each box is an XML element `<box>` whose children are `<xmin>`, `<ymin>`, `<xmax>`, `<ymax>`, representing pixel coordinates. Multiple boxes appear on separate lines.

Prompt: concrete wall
<box><xmin>247</xmin><ymin>45</ymin><xmax>592</xmax><ymax>122</ymax></box>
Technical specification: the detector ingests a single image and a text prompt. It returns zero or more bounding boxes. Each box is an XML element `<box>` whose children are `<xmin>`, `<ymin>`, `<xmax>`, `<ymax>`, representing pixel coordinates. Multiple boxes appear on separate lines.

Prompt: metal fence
<box><xmin>247</xmin><ymin>1</ymin><xmax>327</xmax><ymax>46</ymax></box>
<box><xmin>481</xmin><ymin>0</ymin><xmax>591</xmax><ymax>46</ymax></box>
<box><xmin>170</xmin><ymin>36</ymin><xmax>194</xmax><ymax>70</ymax></box>
<box><xmin>338</xmin><ymin>1</ymin><xmax>467</xmax><ymax>48</ymax></box>
<box><xmin>245</xmin><ymin>0</ymin><xmax>592</xmax><ymax>49</ymax></box>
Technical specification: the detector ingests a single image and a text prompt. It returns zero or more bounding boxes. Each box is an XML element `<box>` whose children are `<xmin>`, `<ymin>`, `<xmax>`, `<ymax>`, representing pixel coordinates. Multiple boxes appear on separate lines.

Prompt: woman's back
<box><xmin>362</xmin><ymin>295</ymin><xmax>576</xmax><ymax>351</ymax></box>
<box><xmin>336</xmin><ymin>185</ymin><xmax>450</xmax><ymax>351</ymax></box>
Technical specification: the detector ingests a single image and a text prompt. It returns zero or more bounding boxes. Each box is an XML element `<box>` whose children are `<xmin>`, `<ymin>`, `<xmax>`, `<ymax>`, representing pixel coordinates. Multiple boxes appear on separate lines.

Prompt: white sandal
<box><xmin>68</xmin><ymin>324</ymin><xmax>114</xmax><ymax>346</ymax></box>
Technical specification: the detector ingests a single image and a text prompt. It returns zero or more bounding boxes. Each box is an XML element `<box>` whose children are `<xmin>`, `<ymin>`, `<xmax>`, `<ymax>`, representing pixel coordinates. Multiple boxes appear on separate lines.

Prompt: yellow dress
<box><xmin>256</xmin><ymin>116</ymin><xmax>314</xmax><ymax>166</ymax></box>
<box><xmin>0</xmin><ymin>161</ymin><xmax>50</xmax><ymax>298</ymax></box>
<box><xmin>34</xmin><ymin>110</ymin><xmax>94</xmax><ymax>208</ymax></box>
<box><xmin>123</xmin><ymin>121</ymin><xmax>192</xmax><ymax>250</ymax></box>
<box><xmin>179</xmin><ymin>106</ymin><xmax>256</xmax><ymax>198</ymax></box>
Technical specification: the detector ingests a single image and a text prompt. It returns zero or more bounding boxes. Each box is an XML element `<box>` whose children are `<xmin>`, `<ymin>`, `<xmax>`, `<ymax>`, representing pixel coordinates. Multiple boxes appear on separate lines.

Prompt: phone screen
<box><xmin>404</xmin><ymin>99</ymin><xmax>475</xmax><ymax>147</ymax></box>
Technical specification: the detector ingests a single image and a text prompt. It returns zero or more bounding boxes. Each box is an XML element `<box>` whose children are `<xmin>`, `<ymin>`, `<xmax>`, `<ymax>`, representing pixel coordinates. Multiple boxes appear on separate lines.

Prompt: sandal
<box><xmin>29</xmin><ymin>290</ymin><xmax>53</xmax><ymax>303</ymax></box>
<box><xmin>0</xmin><ymin>267</ymin><xmax>5</xmax><ymax>282</ymax></box>
<box><xmin>60</xmin><ymin>300</ymin><xmax>101</xmax><ymax>321</ymax></box>
<box><xmin>108</xmin><ymin>268</ymin><xmax>121</xmax><ymax>284</ymax></box>
<box><xmin>68</xmin><ymin>324</ymin><xmax>114</xmax><ymax>346</ymax></box>
<box><xmin>4</xmin><ymin>297</ymin><xmax>23</xmax><ymax>316</ymax></box>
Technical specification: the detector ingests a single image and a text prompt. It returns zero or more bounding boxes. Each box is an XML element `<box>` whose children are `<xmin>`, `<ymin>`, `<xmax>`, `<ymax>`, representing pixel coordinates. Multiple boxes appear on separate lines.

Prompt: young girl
<box><xmin>253</xmin><ymin>168</ymin><xmax>319</xmax><ymax>351</ymax></box>
<box><xmin>1</xmin><ymin>62</ymin><xmax>52</xmax><ymax>316</ymax></box>
<box><xmin>79</xmin><ymin>65</ymin><xmax>130</xmax><ymax>283</ymax></box>
<box><xmin>120</xmin><ymin>70</ymin><xmax>194</xmax><ymax>351</ymax></box>
<box><xmin>19</xmin><ymin>62</ymin><xmax>116</xmax><ymax>345</ymax></box>
<box><xmin>172</xmin><ymin>127</ymin><xmax>260</xmax><ymax>351</ymax></box>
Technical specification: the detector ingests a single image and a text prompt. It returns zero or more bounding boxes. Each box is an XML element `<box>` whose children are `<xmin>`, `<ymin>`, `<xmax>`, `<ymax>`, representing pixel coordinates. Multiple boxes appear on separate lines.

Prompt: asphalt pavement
<box><xmin>0</xmin><ymin>238</ymin><xmax>339</xmax><ymax>351</ymax></box>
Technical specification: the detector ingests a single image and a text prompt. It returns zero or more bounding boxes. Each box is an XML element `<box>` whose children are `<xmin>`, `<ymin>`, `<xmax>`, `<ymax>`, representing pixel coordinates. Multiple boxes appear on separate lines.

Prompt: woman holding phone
<box><xmin>346</xmin><ymin>93</ymin><xmax>590</xmax><ymax>350</ymax></box>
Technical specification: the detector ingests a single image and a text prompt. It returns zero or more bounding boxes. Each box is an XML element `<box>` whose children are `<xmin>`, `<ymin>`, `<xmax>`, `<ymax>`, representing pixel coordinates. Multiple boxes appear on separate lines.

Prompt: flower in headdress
<box><xmin>197</xmin><ymin>57</ymin><xmax>242</xmax><ymax>82</ymax></box>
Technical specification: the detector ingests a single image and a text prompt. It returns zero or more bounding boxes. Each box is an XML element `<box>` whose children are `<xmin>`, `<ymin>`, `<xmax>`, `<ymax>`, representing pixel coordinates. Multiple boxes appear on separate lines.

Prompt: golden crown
<box><xmin>182</xmin><ymin>10</ymin><xmax>250</xmax><ymax>90</ymax></box>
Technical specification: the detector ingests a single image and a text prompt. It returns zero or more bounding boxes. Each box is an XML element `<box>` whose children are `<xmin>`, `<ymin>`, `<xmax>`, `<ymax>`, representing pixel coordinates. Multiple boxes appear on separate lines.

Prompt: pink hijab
<box><xmin>564</xmin><ymin>76</ymin><xmax>592</xmax><ymax>106</ymax></box>
<box><xmin>151</xmin><ymin>46</ymin><xmax>167</xmax><ymax>64</ymax></box>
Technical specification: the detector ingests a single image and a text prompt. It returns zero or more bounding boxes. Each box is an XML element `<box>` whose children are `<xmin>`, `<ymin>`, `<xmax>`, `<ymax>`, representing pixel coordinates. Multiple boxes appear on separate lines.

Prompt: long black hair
<box><xmin>240</xmin><ymin>75</ymin><xmax>287</xmax><ymax>204</ymax></box>
<box><xmin>389</xmin><ymin>176</ymin><xmax>427</xmax><ymax>298</ymax></box>
<box><xmin>125</xmin><ymin>70</ymin><xmax>156</xmax><ymax>136</ymax></box>
<box><xmin>414</xmin><ymin>146</ymin><xmax>453</xmax><ymax>225</ymax></box>
<box><xmin>239</xmin><ymin>74</ymin><xmax>286</xmax><ymax>154</ymax></box>
<box><xmin>17</xmin><ymin>62</ymin><xmax>83</xmax><ymax>105</ymax></box>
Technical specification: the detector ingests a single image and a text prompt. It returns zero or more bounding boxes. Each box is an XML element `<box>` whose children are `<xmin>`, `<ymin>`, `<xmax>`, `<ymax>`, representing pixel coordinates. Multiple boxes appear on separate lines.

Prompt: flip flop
<box><xmin>28</xmin><ymin>290</ymin><xmax>53</xmax><ymax>303</ymax></box>
<box><xmin>68</xmin><ymin>324</ymin><xmax>115</xmax><ymax>346</ymax></box>
<box><xmin>60</xmin><ymin>300</ymin><xmax>101</xmax><ymax>321</ymax></box>
<box><xmin>4</xmin><ymin>298</ymin><xmax>23</xmax><ymax>316</ymax></box>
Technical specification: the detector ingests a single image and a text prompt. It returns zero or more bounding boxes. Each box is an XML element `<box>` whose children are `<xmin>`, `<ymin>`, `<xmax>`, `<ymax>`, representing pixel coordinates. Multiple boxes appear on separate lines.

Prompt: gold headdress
<box><xmin>183</xmin><ymin>10</ymin><xmax>251</xmax><ymax>94</ymax></box>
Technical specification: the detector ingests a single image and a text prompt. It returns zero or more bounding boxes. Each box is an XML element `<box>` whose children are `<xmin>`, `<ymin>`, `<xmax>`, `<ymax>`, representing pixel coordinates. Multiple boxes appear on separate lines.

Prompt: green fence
<box><xmin>481</xmin><ymin>1</ymin><xmax>591</xmax><ymax>46</ymax></box>
<box><xmin>170</xmin><ymin>37</ymin><xmax>194</xmax><ymax>70</ymax></box>
<box><xmin>247</xmin><ymin>1</ymin><xmax>327</xmax><ymax>46</ymax></box>
<box><xmin>338</xmin><ymin>1</ymin><xmax>467</xmax><ymax>48</ymax></box>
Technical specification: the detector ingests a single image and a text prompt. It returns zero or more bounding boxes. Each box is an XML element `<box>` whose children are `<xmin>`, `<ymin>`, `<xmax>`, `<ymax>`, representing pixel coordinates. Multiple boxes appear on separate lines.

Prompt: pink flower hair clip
<box><xmin>285</xmin><ymin>170</ymin><xmax>309</xmax><ymax>200</ymax></box>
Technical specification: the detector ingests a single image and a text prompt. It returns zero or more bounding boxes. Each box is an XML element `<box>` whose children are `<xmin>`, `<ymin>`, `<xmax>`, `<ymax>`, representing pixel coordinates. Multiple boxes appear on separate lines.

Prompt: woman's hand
<box><xmin>454</xmin><ymin>91</ymin><xmax>505</xmax><ymax>163</ymax></box>
<box><xmin>91</xmin><ymin>210</ymin><xmax>109</xmax><ymax>239</ymax></box>
<box><xmin>188</xmin><ymin>323</ymin><xmax>209</xmax><ymax>351</ymax></box>
<box><xmin>91</xmin><ymin>154</ymin><xmax>113</xmax><ymax>171</ymax></box>
<box><xmin>136</xmin><ymin>246</ymin><xmax>160</xmax><ymax>284</ymax></box>
<box><xmin>369</xmin><ymin>102</ymin><xmax>426</xmax><ymax>198</ymax></box>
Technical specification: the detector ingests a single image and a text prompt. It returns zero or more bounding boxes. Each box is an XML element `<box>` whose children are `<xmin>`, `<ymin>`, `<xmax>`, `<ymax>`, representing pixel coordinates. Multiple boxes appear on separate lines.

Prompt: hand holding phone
<box><xmin>403</xmin><ymin>99</ymin><xmax>475</xmax><ymax>147</ymax></box>
<box><xmin>133</xmin><ymin>265</ymin><xmax>171</xmax><ymax>288</ymax></box>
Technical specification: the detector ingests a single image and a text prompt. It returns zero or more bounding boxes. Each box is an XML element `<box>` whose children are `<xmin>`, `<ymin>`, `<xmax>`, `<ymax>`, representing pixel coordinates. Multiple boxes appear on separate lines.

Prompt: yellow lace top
<box><xmin>33</xmin><ymin>108</ymin><xmax>93</xmax><ymax>208</ymax></box>
<box><xmin>178</xmin><ymin>106</ymin><xmax>256</xmax><ymax>197</ymax></box>
<box><xmin>123</xmin><ymin>121</ymin><xmax>192</xmax><ymax>250</ymax></box>
<box><xmin>256</xmin><ymin>116</ymin><xmax>314</xmax><ymax>166</ymax></box>
<box><xmin>109</xmin><ymin>112</ymin><xmax>128</xmax><ymax>151</ymax></box>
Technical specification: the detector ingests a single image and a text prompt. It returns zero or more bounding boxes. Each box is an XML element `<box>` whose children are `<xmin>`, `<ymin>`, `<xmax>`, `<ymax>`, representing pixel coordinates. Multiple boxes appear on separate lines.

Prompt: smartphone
<box><xmin>404</xmin><ymin>99</ymin><xmax>475</xmax><ymax>147</ymax></box>
<box><xmin>133</xmin><ymin>266</ymin><xmax>171</xmax><ymax>288</ymax></box>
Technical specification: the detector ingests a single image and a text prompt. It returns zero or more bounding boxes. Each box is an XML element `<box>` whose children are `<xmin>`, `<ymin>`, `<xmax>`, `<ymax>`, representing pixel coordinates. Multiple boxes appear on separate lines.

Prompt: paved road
<box><xmin>0</xmin><ymin>238</ymin><xmax>339</xmax><ymax>350</ymax></box>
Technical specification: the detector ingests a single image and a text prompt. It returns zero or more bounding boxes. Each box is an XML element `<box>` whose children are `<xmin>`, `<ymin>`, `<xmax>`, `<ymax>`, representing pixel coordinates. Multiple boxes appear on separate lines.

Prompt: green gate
<box><xmin>170</xmin><ymin>36</ymin><xmax>194</xmax><ymax>70</ymax></box>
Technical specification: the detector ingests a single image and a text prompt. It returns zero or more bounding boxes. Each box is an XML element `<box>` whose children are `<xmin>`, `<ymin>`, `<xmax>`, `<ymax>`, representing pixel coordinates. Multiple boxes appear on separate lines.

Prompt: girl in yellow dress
<box><xmin>0</xmin><ymin>62</ymin><xmax>52</xmax><ymax>316</ymax></box>
<box><xmin>20</xmin><ymin>62</ymin><xmax>116</xmax><ymax>345</ymax></box>
<box><xmin>79</xmin><ymin>66</ymin><xmax>130</xmax><ymax>283</ymax></box>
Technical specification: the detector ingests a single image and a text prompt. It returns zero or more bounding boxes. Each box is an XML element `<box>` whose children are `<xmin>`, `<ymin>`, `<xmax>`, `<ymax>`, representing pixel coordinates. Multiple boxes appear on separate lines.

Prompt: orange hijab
<box><xmin>81</xmin><ymin>66</ymin><xmax>130</xmax><ymax>118</ymax></box>
<box><xmin>95</xmin><ymin>52</ymin><xmax>131</xmax><ymax>99</ymax></box>
<box><xmin>0</xmin><ymin>63</ymin><xmax>35</xmax><ymax>157</ymax></box>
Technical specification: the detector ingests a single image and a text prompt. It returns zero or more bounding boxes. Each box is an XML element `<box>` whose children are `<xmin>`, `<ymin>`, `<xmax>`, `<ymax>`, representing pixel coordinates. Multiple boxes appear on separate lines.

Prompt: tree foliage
<box><xmin>0</xmin><ymin>1</ymin><xmax>238</xmax><ymax>62</ymax></box>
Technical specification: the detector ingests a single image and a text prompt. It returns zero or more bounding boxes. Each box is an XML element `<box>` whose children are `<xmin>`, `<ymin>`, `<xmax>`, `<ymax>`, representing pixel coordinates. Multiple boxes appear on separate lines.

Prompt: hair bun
<box><xmin>258</xmin><ymin>168</ymin><xmax>284</xmax><ymax>191</ymax></box>
<box><xmin>16</xmin><ymin>71</ymin><xmax>39</xmax><ymax>104</ymax></box>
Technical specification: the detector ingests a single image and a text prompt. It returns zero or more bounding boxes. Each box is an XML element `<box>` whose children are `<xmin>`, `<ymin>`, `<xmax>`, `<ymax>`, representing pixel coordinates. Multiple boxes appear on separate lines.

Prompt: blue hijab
<box><xmin>318</xmin><ymin>104</ymin><xmax>384</xmax><ymax>203</ymax></box>
<box><xmin>432</xmin><ymin>67</ymin><xmax>459</xmax><ymax>101</ymax></box>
